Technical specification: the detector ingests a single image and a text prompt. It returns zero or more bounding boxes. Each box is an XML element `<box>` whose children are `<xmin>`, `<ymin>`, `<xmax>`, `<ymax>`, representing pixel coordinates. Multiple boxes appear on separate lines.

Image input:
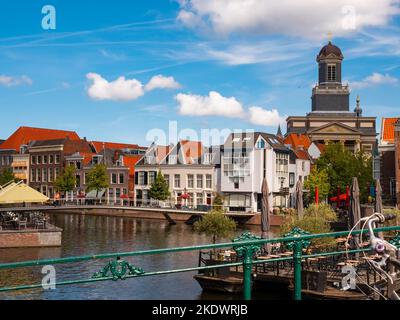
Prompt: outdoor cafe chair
<box><xmin>17</xmin><ymin>218</ymin><xmax>28</xmax><ymax>230</ymax></box>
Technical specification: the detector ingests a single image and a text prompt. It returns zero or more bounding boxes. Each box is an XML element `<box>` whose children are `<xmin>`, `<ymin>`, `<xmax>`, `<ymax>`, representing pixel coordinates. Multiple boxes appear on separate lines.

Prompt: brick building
<box><xmin>378</xmin><ymin>118</ymin><xmax>399</xmax><ymax>205</ymax></box>
<box><xmin>28</xmin><ymin>138</ymin><xmax>93</xmax><ymax>198</ymax></box>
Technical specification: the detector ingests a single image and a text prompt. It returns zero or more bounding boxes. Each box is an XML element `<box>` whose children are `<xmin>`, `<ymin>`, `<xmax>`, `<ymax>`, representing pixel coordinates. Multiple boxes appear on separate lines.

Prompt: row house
<box><xmin>134</xmin><ymin>141</ymin><xmax>220</xmax><ymax>208</ymax></box>
<box><xmin>378</xmin><ymin>118</ymin><xmax>399</xmax><ymax>205</ymax></box>
<box><xmin>220</xmin><ymin>132</ymin><xmax>299</xmax><ymax>212</ymax></box>
<box><xmin>65</xmin><ymin>148</ymin><xmax>131</xmax><ymax>204</ymax></box>
<box><xmin>28</xmin><ymin>138</ymin><xmax>93</xmax><ymax>198</ymax></box>
<box><xmin>0</xmin><ymin>126</ymin><xmax>80</xmax><ymax>185</ymax></box>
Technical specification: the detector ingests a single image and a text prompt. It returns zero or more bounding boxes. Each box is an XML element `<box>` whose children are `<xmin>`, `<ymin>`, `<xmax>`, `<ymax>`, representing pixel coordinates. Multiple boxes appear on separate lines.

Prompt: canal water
<box><xmin>0</xmin><ymin>213</ymin><xmax>285</xmax><ymax>300</ymax></box>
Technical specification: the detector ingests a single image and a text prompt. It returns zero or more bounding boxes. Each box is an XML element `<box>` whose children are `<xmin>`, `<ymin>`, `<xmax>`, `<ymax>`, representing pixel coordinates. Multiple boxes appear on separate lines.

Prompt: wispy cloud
<box><xmin>0</xmin><ymin>75</ymin><xmax>32</xmax><ymax>87</ymax></box>
<box><xmin>351</xmin><ymin>72</ymin><xmax>399</xmax><ymax>89</ymax></box>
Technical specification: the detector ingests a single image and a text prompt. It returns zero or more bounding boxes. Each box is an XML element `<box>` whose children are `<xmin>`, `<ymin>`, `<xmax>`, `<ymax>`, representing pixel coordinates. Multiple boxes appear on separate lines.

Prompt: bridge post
<box><xmin>232</xmin><ymin>232</ymin><xmax>262</xmax><ymax>301</ymax></box>
<box><xmin>293</xmin><ymin>241</ymin><xmax>303</xmax><ymax>301</ymax></box>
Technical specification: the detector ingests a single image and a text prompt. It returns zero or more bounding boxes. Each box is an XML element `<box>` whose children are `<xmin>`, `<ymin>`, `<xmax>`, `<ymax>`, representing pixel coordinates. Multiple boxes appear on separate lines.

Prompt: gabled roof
<box><xmin>155</xmin><ymin>145</ymin><xmax>171</xmax><ymax>163</ymax></box>
<box><xmin>0</xmin><ymin>126</ymin><xmax>80</xmax><ymax>151</ymax></box>
<box><xmin>307</xmin><ymin>121</ymin><xmax>360</xmax><ymax>134</ymax></box>
<box><xmin>291</xmin><ymin>148</ymin><xmax>311</xmax><ymax>161</ymax></box>
<box><xmin>284</xmin><ymin>133</ymin><xmax>312</xmax><ymax>150</ymax></box>
<box><xmin>224</xmin><ymin>132</ymin><xmax>289</xmax><ymax>152</ymax></box>
<box><xmin>91</xmin><ymin>141</ymin><xmax>146</xmax><ymax>153</ymax></box>
<box><xmin>123</xmin><ymin>155</ymin><xmax>143</xmax><ymax>175</ymax></box>
<box><xmin>180</xmin><ymin>140</ymin><xmax>204</xmax><ymax>164</ymax></box>
<box><xmin>381</xmin><ymin>118</ymin><xmax>399</xmax><ymax>144</ymax></box>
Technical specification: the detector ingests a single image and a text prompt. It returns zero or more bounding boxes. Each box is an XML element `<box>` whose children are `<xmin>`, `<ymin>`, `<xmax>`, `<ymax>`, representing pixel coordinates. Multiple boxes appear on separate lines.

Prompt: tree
<box><xmin>149</xmin><ymin>171</ymin><xmax>170</xmax><ymax>201</ymax></box>
<box><xmin>304</xmin><ymin>167</ymin><xmax>330</xmax><ymax>203</ymax></box>
<box><xmin>86</xmin><ymin>164</ymin><xmax>109</xmax><ymax>197</ymax></box>
<box><xmin>281</xmin><ymin>203</ymin><xmax>338</xmax><ymax>251</ymax></box>
<box><xmin>194</xmin><ymin>210</ymin><xmax>237</xmax><ymax>244</ymax></box>
<box><xmin>212</xmin><ymin>193</ymin><xmax>225</xmax><ymax>212</ymax></box>
<box><xmin>0</xmin><ymin>168</ymin><xmax>18</xmax><ymax>186</ymax></box>
<box><xmin>54</xmin><ymin>165</ymin><xmax>76</xmax><ymax>194</ymax></box>
<box><xmin>315</xmin><ymin>143</ymin><xmax>373</xmax><ymax>202</ymax></box>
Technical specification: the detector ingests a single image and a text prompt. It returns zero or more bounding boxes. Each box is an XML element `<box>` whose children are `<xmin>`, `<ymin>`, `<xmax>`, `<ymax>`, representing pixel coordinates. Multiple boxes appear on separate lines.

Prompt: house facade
<box><xmin>220</xmin><ymin>132</ymin><xmax>292</xmax><ymax>213</ymax></box>
<box><xmin>134</xmin><ymin>141</ymin><xmax>220</xmax><ymax>208</ymax></box>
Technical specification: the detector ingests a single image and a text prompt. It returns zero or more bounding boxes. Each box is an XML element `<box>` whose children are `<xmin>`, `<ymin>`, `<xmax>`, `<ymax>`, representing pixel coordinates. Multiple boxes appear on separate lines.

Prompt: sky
<box><xmin>0</xmin><ymin>0</ymin><xmax>399</xmax><ymax>147</ymax></box>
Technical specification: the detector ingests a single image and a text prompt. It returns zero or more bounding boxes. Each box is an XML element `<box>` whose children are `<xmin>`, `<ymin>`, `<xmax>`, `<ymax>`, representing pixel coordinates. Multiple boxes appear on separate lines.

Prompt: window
<box><xmin>138</xmin><ymin>172</ymin><xmax>145</xmax><ymax>185</ymax></box>
<box><xmin>187</xmin><ymin>174</ymin><xmax>194</xmax><ymax>188</ymax></box>
<box><xmin>31</xmin><ymin>156</ymin><xmax>36</xmax><ymax>165</ymax></box>
<box><xmin>164</xmin><ymin>174</ymin><xmax>170</xmax><ymax>188</ymax></box>
<box><xmin>206</xmin><ymin>174</ymin><xmax>212</xmax><ymax>189</ymax></box>
<box><xmin>289</xmin><ymin>172</ymin><xmax>295</xmax><ymax>187</ymax></box>
<box><xmin>48</xmin><ymin>168</ymin><xmax>53</xmax><ymax>182</ymax></box>
<box><xmin>49</xmin><ymin>155</ymin><xmax>54</xmax><ymax>164</ymax></box>
<box><xmin>111</xmin><ymin>173</ymin><xmax>117</xmax><ymax>184</ymax></box>
<box><xmin>55</xmin><ymin>155</ymin><xmax>60</xmax><ymax>164</ymax></box>
<box><xmin>276</xmin><ymin>153</ymin><xmax>289</xmax><ymax>176</ymax></box>
<box><xmin>43</xmin><ymin>155</ymin><xmax>48</xmax><ymax>164</ymax></box>
<box><xmin>196</xmin><ymin>193</ymin><xmax>204</xmax><ymax>206</ymax></box>
<box><xmin>37</xmin><ymin>156</ymin><xmax>42</xmax><ymax>165</ymax></box>
<box><xmin>148</xmin><ymin>171</ymin><xmax>156</xmax><ymax>185</ymax></box>
<box><xmin>55</xmin><ymin>168</ymin><xmax>59</xmax><ymax>180</ymax></box>
<box><xmin>301</xmin><ymin>161</ymin><xmax>305</xmax><ymax>171</ymax></box>
<box><xmin>257</xmin><ymin>139</ymin><xmax>265</xmax><ymax>149</ymax></box>
<box><xmin>31</xmin><ymin>168</ymin><xmax>35</xmax><ymax>182</ymax></box>
<box><xmin>42</xmin><ymin>168</ymin><xmax>47</xmax><ymax>182</ymax></box>
<box><xmin>174</xmin><ymin>174</ymin><xmax>181</xmax><ymax>188</ymax></box>
<box><xmin>76</xmin><ymin>162</ymin><xmax>81</xmax><ymax>170</ymax></box>
<box><xmin>327</xmin><ymin>64</ymin><xmax>336</xmax><ymax>81</ymax></box>
<box><xmin>196</xmin><ymin>175</ymin><xmax>203</xmax><ymax>189</ymax></box>
<box><xmin>37</xmin><ymin>168</ymin><xmax>41</xmax><ymax>182</ymax></box>
<box><xmin>119</xmin><ymin>173</ymin><xmax>124</xmax><ymax>184</ymax></box>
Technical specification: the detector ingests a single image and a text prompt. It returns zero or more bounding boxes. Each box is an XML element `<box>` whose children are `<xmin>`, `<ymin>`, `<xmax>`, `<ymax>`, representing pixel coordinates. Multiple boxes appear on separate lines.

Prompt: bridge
<box><xmin>0</xmin><ymin>204</ymin><xmax>256</xmax><ymax>225</ymax></box>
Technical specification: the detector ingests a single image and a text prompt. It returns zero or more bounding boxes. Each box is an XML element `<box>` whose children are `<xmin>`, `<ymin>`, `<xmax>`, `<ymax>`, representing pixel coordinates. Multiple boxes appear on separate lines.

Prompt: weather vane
<box><xmin>327</xmin><ymin>31</ymin><xmax>333</xmax><ymax>42</ymax></box>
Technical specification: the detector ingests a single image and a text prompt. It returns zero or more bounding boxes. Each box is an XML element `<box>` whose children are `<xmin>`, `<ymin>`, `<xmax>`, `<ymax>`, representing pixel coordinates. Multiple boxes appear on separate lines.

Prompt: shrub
<box><xmin>281</xmin><ymin>203</ymin><xmax>337</xmax><ymax>252</ymax></box>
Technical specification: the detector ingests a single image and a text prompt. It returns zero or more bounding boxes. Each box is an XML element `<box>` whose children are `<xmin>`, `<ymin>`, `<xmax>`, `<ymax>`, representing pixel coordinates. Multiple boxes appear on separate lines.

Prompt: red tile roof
<box><xmin>0</xmin><ymin>126</ymin><xmax>80</xmax><ymax>151</ymax></box>
<box><xmin>284</xmin><ymin>133</ymin><xmax>312</xmax><ymax>150</ymax></box>
<box><xmin>381</xmin><ymin>118</ymin><xmax>399</xmax><ymax>143</ymax></box>
<box><xmin>156</xmin><ymin>146</ymin><xmax>170</xmax><ymax>163</ymax></box>
<box><xmin>292</xmin><ymin>149</ymin><xmax>311</xmax><ymax>160</ymax></box>
<box><xmin>180</xmin><ymin>140</ymin><xmax>203</xmax><ymax>164</ymax></box>
<box><xmin>91</xmin><ymin>141</ymin><xmax>146</xmax><ymax>152</ymax></box>
<box><xmin>123</xmin><ymin>155</ymin><xmax>143</xmax><ymax>175</ymax></box>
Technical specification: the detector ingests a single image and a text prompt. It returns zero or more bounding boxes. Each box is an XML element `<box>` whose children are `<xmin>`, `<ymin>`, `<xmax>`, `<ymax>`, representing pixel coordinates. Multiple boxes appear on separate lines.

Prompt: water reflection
<box><xmin>0</xmin><ymin>213</ymin><xmax>276</xmax><ymax>300</ymax></box>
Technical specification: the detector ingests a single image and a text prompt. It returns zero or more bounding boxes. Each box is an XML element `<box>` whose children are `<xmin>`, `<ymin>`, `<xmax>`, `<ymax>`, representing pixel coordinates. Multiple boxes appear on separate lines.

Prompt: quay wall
<box><xmin>0</xmin><ymin>228</ymin><xmax>62</xmax><ymax>248</ymax></box>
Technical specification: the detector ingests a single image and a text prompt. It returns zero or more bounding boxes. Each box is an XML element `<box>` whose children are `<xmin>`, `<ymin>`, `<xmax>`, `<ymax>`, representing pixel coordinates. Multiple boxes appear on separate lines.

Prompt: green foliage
<box><xmin>0</xmin><ymin>168</ymin><xmax>18</xmax><ymax>185</ymax></box>
<box><xmin>383</xmin><ymin>209</ymin><xmax>400</xmax><ymax>237</ymax></box>
<box><xmin>315</xmin><ymin>143</ymin><xmax>373</xmax><ymax>203</ymax></box>
<box><xmin>149</xmin><ymin>171</ymin><xmax>170</xmax><ymax>201</ymax></box>
<box><xmin>194</xmin><ymin>210</ymin><xmax>237</xmax><ymax>244</ymax></box>
<box><xmin>54</xmin><ymin>165</ymin><xmax>76</xmax><ymax>193</ymax></box>
<box><xmin>281</xmin><ymin>203</ymin><xmax>337</xmax><ymax>251</ymax></box>
<box><xmin>212</xmin><ymin>193</ymin><xmax>224</xmax><ymax>212</ymax></box>
<box><xmin>304</xmin><ymin>167</ymin><xmax>330</xmax><ymax>203</ymax></box>
<box><xmin>86</xmin><ymin>164</ymin><xmax>109</xmax><ymax>195</ymax></box>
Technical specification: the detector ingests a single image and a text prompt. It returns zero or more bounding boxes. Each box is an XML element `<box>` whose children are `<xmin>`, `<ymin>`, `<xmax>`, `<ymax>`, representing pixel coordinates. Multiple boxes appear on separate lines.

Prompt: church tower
<box><xmin>311</xmin><ymin>41</ymin><xmax>350</xmax><ymax>113</ymax></box>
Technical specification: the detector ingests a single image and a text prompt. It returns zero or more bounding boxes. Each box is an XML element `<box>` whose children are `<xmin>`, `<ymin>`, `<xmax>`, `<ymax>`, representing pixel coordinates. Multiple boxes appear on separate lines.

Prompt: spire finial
<box><xmin>327</xmin><ymin>31</ymin><xmax>333</xmax><ymax>43</ymax></box>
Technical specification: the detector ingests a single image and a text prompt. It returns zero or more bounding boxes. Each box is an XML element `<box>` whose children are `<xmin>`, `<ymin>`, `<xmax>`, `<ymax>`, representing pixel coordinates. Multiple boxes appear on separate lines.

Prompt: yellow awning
<box><xmin>0</xmin><ymin>182</ymin><xmax>49</xmax><ymax>204</ymax></box>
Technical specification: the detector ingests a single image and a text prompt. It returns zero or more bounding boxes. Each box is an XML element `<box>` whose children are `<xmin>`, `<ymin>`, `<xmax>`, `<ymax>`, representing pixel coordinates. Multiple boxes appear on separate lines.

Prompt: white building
<box><xmin>220</xmin><ymin>132</ymin><xmax>293</xmax><ymax>213</ymax></box>
<box><xmin>134</xmin><ymin>140</ymin><xmax>220</xmax><ymax>209</ymax></box>
<box><xmin>288</xmin><ymin>149</ymin><xmax>311</xmax><ymax>207</ymax></box>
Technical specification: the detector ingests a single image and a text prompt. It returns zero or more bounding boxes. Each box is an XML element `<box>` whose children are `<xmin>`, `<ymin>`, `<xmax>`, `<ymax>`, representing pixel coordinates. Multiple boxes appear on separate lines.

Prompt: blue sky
<box><xmin>0</xmin><ymin>0</ymin><xmax>399</xmax><ymax>146</ymax></box>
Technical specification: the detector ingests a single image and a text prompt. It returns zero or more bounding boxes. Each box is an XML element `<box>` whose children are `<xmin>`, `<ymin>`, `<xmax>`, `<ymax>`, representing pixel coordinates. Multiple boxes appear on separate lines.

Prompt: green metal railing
<box><xmin>1</xmin><ymin>225</ymin><xmax>400</xmax><ymax>300</ymax></box>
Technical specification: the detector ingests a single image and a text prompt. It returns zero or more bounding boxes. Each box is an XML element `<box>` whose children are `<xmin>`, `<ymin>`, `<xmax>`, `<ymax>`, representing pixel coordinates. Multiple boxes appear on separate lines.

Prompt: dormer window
<box><xmin>256</xmin><ymin>139</ymin><xmax>266</xmax><ymax>149</ymax></box>
<box><xmin>327</xmin><ymin>64</ymin><xmax>336</xmax><ymax>81</ymax></box>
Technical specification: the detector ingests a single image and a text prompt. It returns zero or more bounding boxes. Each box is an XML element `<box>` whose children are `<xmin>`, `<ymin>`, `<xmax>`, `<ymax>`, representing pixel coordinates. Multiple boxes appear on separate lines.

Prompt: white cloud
<box><xmin>178</xmin><ymin>0</ymin><xmax>400</xmax><ymax>39</ymax></box>
<box><xmin>86</xmin><ymin>73</ymin><xmax>144</xmax><ymax>101</ymax></box>
<box><xmin>176</xmin><ymin>91</ymin><xmax>245</xmax><ymax>117</ymax></box>
<box><xmin>86</xmin><ymin>73</ymin><xmax>181</xmax><ymax>101</ymax></box>
<box><xmin>248</xmin><ymin>107</ymin><xmax>286</xmax><ymax>127</ymax></box>
<box><xmin>351</xmin><ymin>72</ymin><xmax>398</xmax><ymax>89</ymax></box>
<box><xmin>145</xmin><ymin>75</ymin><xmax>182</xmax><ymax>91</ymax></box>
<box><xmin>0</xmin><ymin>75</ymin><xmax>32</xmax><ymax>87</ymax></box>
<box><xmin>176</xmin><ymin>90</ymin><xmax>284</xmax><ymax>127</ymax></box>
